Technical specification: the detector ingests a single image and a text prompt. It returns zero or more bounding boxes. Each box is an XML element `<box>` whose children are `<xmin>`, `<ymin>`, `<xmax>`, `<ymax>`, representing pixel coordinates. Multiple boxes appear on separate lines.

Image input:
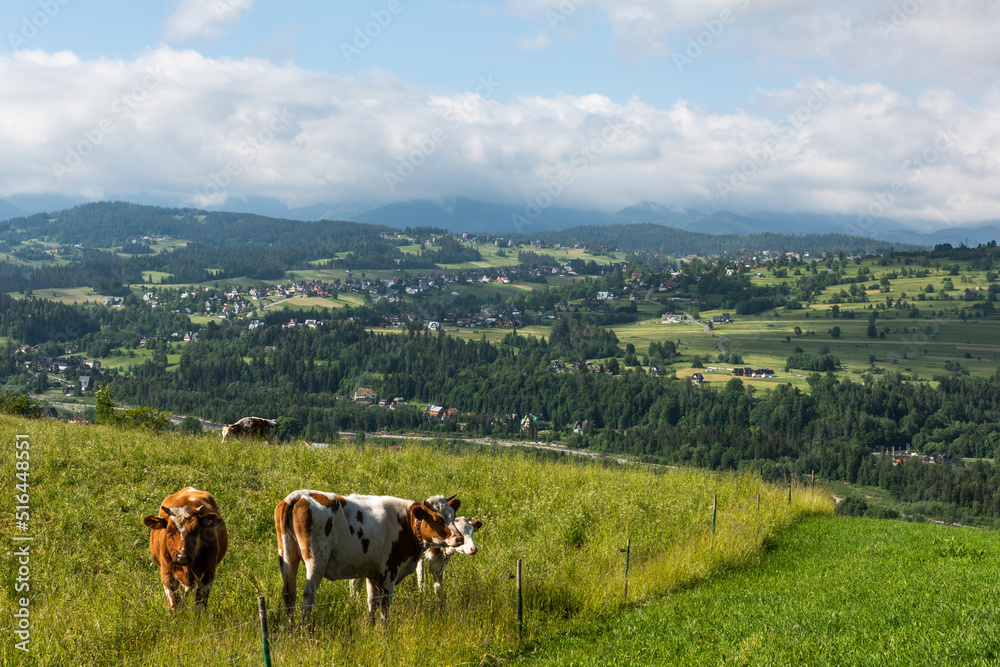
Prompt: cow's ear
<box><xmin>470</xmin><ymin>519</ymin><xmax>483</xmax><ymax>530</ymax></box>
<box><xmin>446</xmin><ymin>495</ymin><xmax>461</xmax><ymax>511</ymax></box>
<box><xmin>144</xmin><ymin>515</ymin><xmax>167</xmax><ymax>530</ymax></box>
<box><xmin>199</xmin><ymin>513</ymin><xmax>222</xmax><ymax>528</ymax></box>
<box><xmin>412</xmin><ymin>505</ymin><xmax>435</xmax><ymax>522</ymax></box>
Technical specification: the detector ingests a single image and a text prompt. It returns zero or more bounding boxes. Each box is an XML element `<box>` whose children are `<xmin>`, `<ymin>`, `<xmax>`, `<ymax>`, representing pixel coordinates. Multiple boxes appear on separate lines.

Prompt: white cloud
<box><xmin>2</xmin><ymin>47</ymin><xmax>1000</xmax><ymax>225</ymax></box>
<box><xmin>505</xmin><ymin>0</ymin><xmax>1000</xmax><ymax>92</ymax></box>
<box><xmin>162</xmin><ymin>0</ymin><xmax>254</xmax><ymax>42</ymax></box>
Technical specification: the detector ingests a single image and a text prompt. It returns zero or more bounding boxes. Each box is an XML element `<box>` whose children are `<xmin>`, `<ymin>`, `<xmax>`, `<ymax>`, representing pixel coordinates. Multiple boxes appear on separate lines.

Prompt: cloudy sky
<box><xmin>2</xmin><ymin>0</ymin><xmax>999</xmax><ymax>227</ymax></box>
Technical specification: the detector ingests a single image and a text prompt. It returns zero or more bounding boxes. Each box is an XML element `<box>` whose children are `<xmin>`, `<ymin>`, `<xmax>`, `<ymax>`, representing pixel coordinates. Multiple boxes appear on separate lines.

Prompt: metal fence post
<box><xmin>516</xmin><ymin>558</ymin><xmax>523</xmax><ymax>641</ymax></box>
<box><xmin>623</xmin><ymin>537</ymin><xmax>631</xmax><ymax>602</ymax></box>
<box><xmin>258</xmin><ymin>596</ymin><xmax>273</xmax><ymax>667</ymax></box>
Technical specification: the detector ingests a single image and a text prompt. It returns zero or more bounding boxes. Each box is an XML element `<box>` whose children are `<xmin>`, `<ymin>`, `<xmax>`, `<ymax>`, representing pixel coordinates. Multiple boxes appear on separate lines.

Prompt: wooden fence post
<box><xmin>756</xmin><ymin>493</ymin><xmax>760</xmax><ymax>513</ymax></box>
<box><xmin>258</xmin><ymin>596</ymin><xmax>273</xmax><ymax>667</ymax></box>
<box><xmin>516</xmin><ymin>558</ymin><xmax>523</xmax><ymax>641</ymax></box>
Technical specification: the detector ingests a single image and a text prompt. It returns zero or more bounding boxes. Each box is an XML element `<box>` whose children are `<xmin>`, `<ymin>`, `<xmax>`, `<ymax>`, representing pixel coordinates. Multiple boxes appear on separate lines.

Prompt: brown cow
<box><xmin>143</xmin><ymin>487</ymin><xmax>228</xmax><ymax>612</ymax></box>
<box><xmin>222</xmin><ymin>417</ymin><xmax>278</xmax><ymax>443</ymax></box>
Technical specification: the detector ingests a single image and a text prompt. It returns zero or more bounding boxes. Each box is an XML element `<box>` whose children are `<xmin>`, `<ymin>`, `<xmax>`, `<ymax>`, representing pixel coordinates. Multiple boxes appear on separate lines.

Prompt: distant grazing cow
<box><xmin>221</xmin><ymin>417</ymin><xmax>277</xmax><ymax>443</ymax></box>
<box><xmin>143</xmin><ymin>487</ymin><xmax>228</xmax><ymax>612</ymax></box>
<box><xmin>417</xmin><ymin>516</ymin><xmax>483</xmax><ymax>597</ymax></box>
<box><xmin>274</xmin><ymin>491</ymin><xmax>463</xmax><ymax>624</ymax></box>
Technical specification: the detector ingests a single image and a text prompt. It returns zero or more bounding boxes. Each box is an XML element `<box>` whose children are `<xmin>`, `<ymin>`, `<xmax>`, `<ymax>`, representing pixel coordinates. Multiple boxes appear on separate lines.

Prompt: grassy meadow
<box><xmin>532</xmin><ymin>515</ymin><xmax>1000</xmax><ymax>666</ymax></box>
<box><xmin>0</xmin><ymin>415</ymin><xmax>829</xmax><ymax>666</ymax></box>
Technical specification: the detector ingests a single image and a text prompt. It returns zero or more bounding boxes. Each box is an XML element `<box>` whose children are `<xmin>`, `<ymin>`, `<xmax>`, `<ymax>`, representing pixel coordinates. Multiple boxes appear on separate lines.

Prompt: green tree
<box><xmin>179</xmin><ymin>415</ymin><xmax>203</xmax><ymax>435</ymax></box>
<box><xmin>95</xmin><ymin>385</ymin><xmax>117</xmax><ymax>425</ymax></box>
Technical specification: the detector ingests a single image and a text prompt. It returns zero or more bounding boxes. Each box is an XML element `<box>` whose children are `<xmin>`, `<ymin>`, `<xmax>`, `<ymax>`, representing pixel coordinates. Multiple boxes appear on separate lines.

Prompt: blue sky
<box><xmin>2</xmin><ymin>0</ymin><xmax>999</xmax><ymax>228</ymax></box>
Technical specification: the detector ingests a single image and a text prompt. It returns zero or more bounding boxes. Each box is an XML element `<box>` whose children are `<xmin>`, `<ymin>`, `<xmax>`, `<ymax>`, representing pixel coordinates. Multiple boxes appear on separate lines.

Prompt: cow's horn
<box><xmin>446</xmin><ymin>494</ymin><xmax>457</xmax><ymax>502</ymax></box>
<box><xmin>161</xmin><ymin>505</ymin><xmax>174</xmax><ymax>516</ymax></box>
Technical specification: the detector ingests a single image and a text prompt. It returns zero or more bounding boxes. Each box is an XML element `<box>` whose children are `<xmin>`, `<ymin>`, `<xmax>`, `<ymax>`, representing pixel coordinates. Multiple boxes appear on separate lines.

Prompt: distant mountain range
<box><xmin>3</xmin><ymin>193</ymin><xmax>999</xmax><ymax>247</ymax></box>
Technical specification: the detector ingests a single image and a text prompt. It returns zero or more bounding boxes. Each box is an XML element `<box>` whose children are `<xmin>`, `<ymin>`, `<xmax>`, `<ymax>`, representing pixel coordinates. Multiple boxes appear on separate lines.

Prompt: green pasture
<box><xmin>10</xmin><ymin>287</ymin><xmax>106</xmax><ymax>305</ymax></box>
<box><xmin>100</xmin><ymin>348</ymin><xmax>183</xmax><ymax>371</ymax></box>
<box><xmin>434</xmin><ymin>243</ymin><xmax>625</xmax><ymax>271</ymax></box>
<box><xmin>533</xmin><ymin>515</ymin><xmax>1000</xmax><ymax>666</ymax></box>
<box><xmin>0</xmin><ymin>415</ymin><xmax>830</xmax><ymax>666</ymax></box>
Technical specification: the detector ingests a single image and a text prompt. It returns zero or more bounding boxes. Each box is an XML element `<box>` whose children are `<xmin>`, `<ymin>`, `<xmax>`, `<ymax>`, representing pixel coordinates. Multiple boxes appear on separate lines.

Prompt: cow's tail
<box><xmin>274</xmin><ymin>498</ymin><xmax>301</xmax><ymax>622</ymax></box>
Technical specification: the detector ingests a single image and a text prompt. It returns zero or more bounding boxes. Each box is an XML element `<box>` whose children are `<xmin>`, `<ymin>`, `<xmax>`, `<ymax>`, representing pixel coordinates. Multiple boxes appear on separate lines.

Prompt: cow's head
<box><xmin>143</xmin><ymin>505</ymin><xmax>223</xmax><ymax>567</ymax></box>
<box><xmin>413</xmin><ymin>495</ymin><xmax>464</xmax><ymax>549</ymax></box>
<box><xmin>453</xmin><ymin>517</ymin><xmax>483</xmax><ymax>555</ymax></box>
<box><xmin>221</xmin><ymin>424</ymin><xmax>233</xmax><ymax>441</ymax></box>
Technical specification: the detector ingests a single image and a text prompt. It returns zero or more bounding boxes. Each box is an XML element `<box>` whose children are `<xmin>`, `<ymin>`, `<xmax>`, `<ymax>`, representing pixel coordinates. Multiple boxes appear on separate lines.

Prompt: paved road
<box><xmin>328</xmin><ymin>430</ymin><xmax>636</xmax><ymax>465</ymax></box>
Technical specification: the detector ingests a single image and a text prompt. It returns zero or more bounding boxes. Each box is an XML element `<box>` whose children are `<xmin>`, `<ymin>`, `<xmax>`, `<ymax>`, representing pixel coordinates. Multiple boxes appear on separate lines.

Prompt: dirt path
<box><xmin>684</xmin><ymin>311</ymin><xmax>729</xmax><ymax>354</ymax></box>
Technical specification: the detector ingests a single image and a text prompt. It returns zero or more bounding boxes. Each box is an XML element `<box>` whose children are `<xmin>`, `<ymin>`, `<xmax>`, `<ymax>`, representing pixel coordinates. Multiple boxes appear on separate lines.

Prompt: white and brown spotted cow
<box><xmin>221</xmin><ymin>417</ymin><xmax>277</xmax><ymax>443</ymax></box>
<box><xmin>274</xmin><ymin>490</ymin><xmax>463</xmax><ymax>624</ymax></box>
<box><xmin>417</xmin><ymin>516</ymin><xmax>483</xmax><ymax>597</ymax></box>
<box><xmin>143</xmin><ymin>487</ymin><xmax>228</xmax><ymax>612</ymax></box>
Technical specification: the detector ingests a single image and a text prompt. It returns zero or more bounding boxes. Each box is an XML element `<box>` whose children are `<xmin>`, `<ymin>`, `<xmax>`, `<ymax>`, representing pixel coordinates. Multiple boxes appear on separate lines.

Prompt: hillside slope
<box><xmin>0</xmin><ymin>415</ymin><xmax>829</xmax><ymax>665</ymax></box>
<box><xmin>534</xmin><ymin>516</ymin><xmax>1000</xmax><ymax>665</ymax></box>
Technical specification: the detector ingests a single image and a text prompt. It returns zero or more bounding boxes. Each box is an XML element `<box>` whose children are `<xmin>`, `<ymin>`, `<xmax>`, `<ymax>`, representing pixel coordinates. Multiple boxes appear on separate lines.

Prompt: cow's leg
<box><xmin>380</xmin><ymin>580</ymin><xmax>395</xmax><ymax>624</ymax></box>
<box><xmin>161</xmin><ymin>570</ymin><xmax>182</xmax><ymax>612</ymax></box>
<box><xmin>416</xmin><ymin>560</ymin><xmax>426</xmax><ymax>594</ymax></box>
<box><xmin>193</xmin><ymin>571</ymin><xmax>215</xmax><ymax>612</ymax></box>
<box><xmin>348</xmin><ymin>578</ymin><xmax>365</xmax><ymax>598</ymax></box>
<box><xmin>431</xmin><ymin>563</ymin><xmax>445</xmax><ymax>598</ymax></box>
<box><xmin>278</xmin><ymin>547</ymin><xmax>300</xmax><ymax>623</ymax></box>
<box><xmin>276</xmin><ymin>502</ymin><xmax>303</xmax><ymax>625</ymax></box>
<box><xmin>163</xmin><ymin>583</ymin><xmax>181</xmax><ymax>612</ymax></box>
<box><xmin>365</xmin><ymin>578</ymin><xmax>389</xmax><ymax>625</ymax></box>
<box><xmin>300</xmin><ymin>553</ymin><xmax>327</xmax><ymax>625</ymax></box>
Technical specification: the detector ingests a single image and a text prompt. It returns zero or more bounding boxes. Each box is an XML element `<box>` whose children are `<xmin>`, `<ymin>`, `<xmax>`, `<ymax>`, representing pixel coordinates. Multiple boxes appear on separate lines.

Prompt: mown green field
<box><xmin>100</xmin><ymin>349</ymin><xmax>183</xmax><ymax>371</ymax></box>
<box><xmin>533</xmin><ymin>515</ymin><xmax>1000</xmax><ymax>666</ymax></box>
<box><xmin>434</xmin><ymin>244</ymin><xmax>624</xmax><ymax>271</ymax></box>
<box><xmin>0</xmin><ymin>415</ymin><xmax>828</xmax><ymax>666</ymax></box>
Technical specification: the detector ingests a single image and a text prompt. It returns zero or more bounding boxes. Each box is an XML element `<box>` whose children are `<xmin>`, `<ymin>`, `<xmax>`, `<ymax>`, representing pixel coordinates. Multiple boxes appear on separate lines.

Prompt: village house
<box><xmin>353</xmin><ymin>387</ymin><xmax>378</xmax><ymax>405</ymax></box>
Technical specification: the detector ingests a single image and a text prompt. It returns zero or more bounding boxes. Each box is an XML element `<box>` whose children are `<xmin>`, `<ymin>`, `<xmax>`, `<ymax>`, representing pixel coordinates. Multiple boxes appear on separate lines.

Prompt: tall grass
<box><xmin>0</xmin><ymin>416</ymin><xmax>831</xmax><ymax>665</ymax></box>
